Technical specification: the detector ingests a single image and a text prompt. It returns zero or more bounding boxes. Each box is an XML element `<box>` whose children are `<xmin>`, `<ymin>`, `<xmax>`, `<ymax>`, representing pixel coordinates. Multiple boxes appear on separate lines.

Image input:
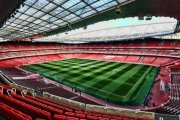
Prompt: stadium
<box><xmin>0</xmin><ymin>0</ymin><xmax>179</xmax><ymax>120</ymax></box>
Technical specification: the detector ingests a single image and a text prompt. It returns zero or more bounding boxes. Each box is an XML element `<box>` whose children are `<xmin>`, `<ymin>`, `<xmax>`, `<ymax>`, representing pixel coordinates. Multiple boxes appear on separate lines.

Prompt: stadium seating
<box><xmin>145</xmin><ymin>71</ymin><xmax>180</xmax><ymax>115</ymax></box>
<box><xmin>171</xmin><ymin>73</ymin><xmax>180</xmax><ymax>100</ymax></box>
<box><xmin>124</xmin><ymin>56</ymin><xmax>140</xmax><ymax>62</ymax></box>
<box><xmin>0</xmin><ymin>83</ymin><xmax>149</xmax><ymax>120</ymax></box>
<box><xmin>0</xmin><ymin>39</ymin><xmax>179</xmax><ymax>119</ymax></box>
<box><xmin>0</xmin><ymin>39</ymin><xmax>179</xmax><ymax>63</ymax></box>
<box><xmin>0</xmin><ymin>102</ymin><xmax>32</xmax><ymax>120</ymax></box>
<box><xmin>0</xmin><ymin>67</ymin><xmax>101</xmax><ymax>105</ymax></box>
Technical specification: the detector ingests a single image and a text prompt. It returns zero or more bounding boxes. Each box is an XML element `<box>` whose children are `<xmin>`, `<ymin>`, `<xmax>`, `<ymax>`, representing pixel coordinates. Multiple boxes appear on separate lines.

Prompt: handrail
<box><xmin>43</xmin><ymin>91</ymin><xmax>155</xmax><ymax>120</ymax></box>
<box><xmin>0</xmin><ymin>86</ymin><xmax>3</xmax><ymax>94</ymax></box>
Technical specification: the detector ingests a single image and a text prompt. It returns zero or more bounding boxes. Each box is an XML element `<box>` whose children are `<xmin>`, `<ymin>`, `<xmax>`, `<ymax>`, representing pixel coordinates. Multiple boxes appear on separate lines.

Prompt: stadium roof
<box><xmin>35</xmin><ymin>17</ymin><xmax>178</xmax><ymax>43</ymax></box>
<box><xmin>0</xmin><ymin>0</ymin><xmax>179</xmax><ymax>41</ymax></box>
<box><xmin>0</xmin><ymin>0</ymin><xmax>130</xmax><ymax>40</ymax></box>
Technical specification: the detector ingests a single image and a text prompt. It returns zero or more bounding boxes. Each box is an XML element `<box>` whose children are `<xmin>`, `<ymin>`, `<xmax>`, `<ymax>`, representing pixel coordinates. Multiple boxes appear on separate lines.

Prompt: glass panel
<box><xmin>42</xmin><ymin>3</ymin><xmax>57</xmax><ymax>12</ymax></box>
<box><xmin>13</xmin><ymin>19</ymin><xmax>23</xmax><ymax>24</ymax></box>
<box><xmin>62</xmin><ymin>1</ymin><xmax>75</xmax><ymax>8</ymax></box>
<box><xmin>33</xmin><ymin>11</ymin><xmax>44</xmax><ymax>18</ymax></box>
<box><xmin>34</xmin><ymin>19</ymin><xmax>43</xmax><ymax>24</ymax></box>
<box><xmin>84</xmin><ymin>0</ymin><xmax>97</xmax><ymax>4</ymax></box>
<box><xmin>33</xmin><ymin>0</ymin><xmax>49</xmax><ymax>9</ymax></box>
<box><xmin>26</xmin><ymin>0</ymin><xmax>37</xmax><ymax>6</ymax></box>
<box><xmin>19</xmin><ymin>5</ymin><xmax>29</xmax><ymax>12</ymax></box>
<box><xmin>53</xmin><ymin>0</ymin><xmax>67</xmax><ymax>5</ymax></box>
<box><xmin>26</xmin><ymin>17</ymin><xmax>36</xmax><ymax>22</ymax></box>
<box><xmin>69</xmin><ymin>2</ymin><xmax>86</xmax><ymax>12</ymax></box>
<box><xmin>53</xmin><ymin>19</ymin><xmax>64</xmax><ymax>24</ymax></box>
<box><xmin>25</xmin><ymin>8</ymin><xmax>38</xmax><ymax>16</ymax></box>
<box><xmin>80</xmin><ymin>10</ymin><xmax>96</xmax><ymax>18</ymax></box>
<box><xmin>41</xmin><ymin>14</ymin><xmax>51</xmax><ymax>20</ymax></box>
<box><xmin>2</xmin><ymin>0</ymin><xmax>162</xmax><ymax>40</ymax></box>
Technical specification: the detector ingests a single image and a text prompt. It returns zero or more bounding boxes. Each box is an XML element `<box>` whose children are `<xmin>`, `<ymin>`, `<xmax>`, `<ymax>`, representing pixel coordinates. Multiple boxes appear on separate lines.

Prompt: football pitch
<box><xmin>21</xmin><ymin>58</ymin><xmax>159</xmax><ymax>105</ymax></box>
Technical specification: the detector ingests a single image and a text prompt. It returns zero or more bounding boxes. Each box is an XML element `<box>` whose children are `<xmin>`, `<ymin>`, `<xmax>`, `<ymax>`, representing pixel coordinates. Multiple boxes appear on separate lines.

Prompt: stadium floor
<box><xmin>21</xmin><ymin>58</ymin><xmax>159</xmax><ymax>106</ymax></box>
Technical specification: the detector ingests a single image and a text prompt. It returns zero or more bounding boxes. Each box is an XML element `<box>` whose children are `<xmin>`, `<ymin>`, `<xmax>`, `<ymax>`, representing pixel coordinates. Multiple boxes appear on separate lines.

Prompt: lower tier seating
<box><xmin>146</xmin><ymin>72</ymin><xmax>180</xmax><ymax>115</ymax></box>
<box><xmin>0</xmin><ymin>67</ymin><xmax>101</xmax><ymax>105</ymax></box>
<box><xmin>0</xmin><ymin>83</ymin><xmax>147</xmax><ymax>120</ymax></box>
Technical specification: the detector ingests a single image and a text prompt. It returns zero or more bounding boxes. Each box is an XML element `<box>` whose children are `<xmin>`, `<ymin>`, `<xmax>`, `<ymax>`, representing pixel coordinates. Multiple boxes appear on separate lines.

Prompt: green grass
<box><xmin>21</xmin><ymin>58</ymin><xmax>159</xmax><ymax>106</ymax></box>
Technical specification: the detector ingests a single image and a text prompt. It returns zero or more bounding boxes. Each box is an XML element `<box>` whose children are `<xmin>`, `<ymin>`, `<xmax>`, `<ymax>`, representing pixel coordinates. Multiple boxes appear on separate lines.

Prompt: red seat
<box><xmin>53</xmin><ymin>114</ymin><xmax>66</xmax><ymax>120</ymax></box>
<box><xmin>66</xmin><ymin>116</ymin><xmax>79</xmax><ymax>120</ymax></box>
<box><xmin>11</xmin><ymin>94</ymin><xmax>64</xmax><ymax>115</ymax></box>
<box><xmin>65</xmin><ymin>112</ymin><xmax>75</xmax><ymax>117</ymax></box>
<box><xmin>75</xmin><ymin>113</ymin><xmax>86</xmax><ymax>119</ymax></box>
<box><xmin>0</xmin><ymin>102</ymin><xmax>32</xmax><ymax>120</ymax></box>
<box><xmin>98</xmin><ymin>117</ymin><xmax>109</xmax><ymax>120</ymax></box>
<box><xmin>86</xmin><ymin>115</ymin><xmax>98</xmax><ymax>120</ymax></box>
<box><xmin>75</xmin><ymin>111</ymin><xmax>84</xmax><ymax>114</ymax></box>
<box><xmin>111</xmin><ymin>116</ymin><xmax>123</xmax><ymax>120</ymax></box>
<box><xmin>0</xmin><ymin>94</ymin><xmax>51</xmax><ymax>120</ymax></box>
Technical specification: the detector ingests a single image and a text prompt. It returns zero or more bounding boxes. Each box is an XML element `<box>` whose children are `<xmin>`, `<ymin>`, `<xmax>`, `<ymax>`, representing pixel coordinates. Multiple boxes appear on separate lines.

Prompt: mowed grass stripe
<box><xmin>96</xmin><ymin>65</ymin><xmax>144</xmax><ymax>97</ymax></box>
<box><xmin>71</xmin><ymin>62</ymin><xmax>124</xmax><ymax>81</ymax></box>
<box><xmin>46</xmin><ymin>58</ymin><xmax>99</xmax><ymax>67</ymax></box>
<box><xmin>125</xmin><ymin>66</ymin><xmax>150</xmax><ymax>84</ymax></box>
<box><xmin>48</xmin><ymin>59</ymin><xmax>104</xmax><ymax>71</ymax></box>
<box><xmin>84</xmin><ymin>64</ymin><xmax>131</xmax><ymax>88</ymax></box>
<box><xmin>75</xmin><ymin>60</ymin><xmax>110</xmax><ymax>70</ymax></box>
<box><xmin>107</xmin><ymin>67</ymin><xmax>132</xmax><ymax>80</ymax></box>
<box><xmin>124</xmin><ymin>66</ymin><xmax>153</xmax><ymax>102</ymax></box>
<box><xmin>22</xmin><ymin>63</ymin><xmax>131</xmax><ymax>97</ymax></box>
<box><xmin>21</xmin><ymin>65</ymin><xmax>37</xmax><ymax>73</ymax></box>
<box><xmin>65</xmin><ymin>60</ymin><xmax>119</xmax><ymax>78</ymax></box>
<box><xmin>22</xmin><ymin>64</ymin><xmax>48</xmax><ymax>73</ymax></box>
<box><xmin>69</xmin><ymin>61</ymin><xmax>121</xmax><ymax>82</ymax></box>
<box><xmin>34</xmin><ymin>60</ymin><xmax>95</xmax><ymax>74</ymax></box>
<box><xmin>73</xmin><ymin>62</ymin><xmax>124</xmax><ymax>84</ymax></box>
<box><xmin>111</xmin><ymin>66</ymin><xmax>150</xmax><ymax>96</ymax></box>
<box><xmin>44</xmin><ymin>62</ymin><xmax>81</xmax><ymax>71</ymax></box>
<box><xmin>37</xmin><ymin>59</ymin><xmax>121</xmax><ymax>80</ymax></box>
<box><xmin>29</xmin><ymin>64</ymin><xmax>70</xmax><ymax>75</ymax></box>
<box><xmin>48</xmin><ymin>58</ymin><xmax>92</xmax><ymax>65</ymax></box>
<box><xmin>46</xmin><ymin>60</ymin><xmax>82</xmax><ymax>67</ymax></box>
<box><xmin>68</xmin><ymin>64</ymin><xmax>128</xmax><ymax>96</ymax></box>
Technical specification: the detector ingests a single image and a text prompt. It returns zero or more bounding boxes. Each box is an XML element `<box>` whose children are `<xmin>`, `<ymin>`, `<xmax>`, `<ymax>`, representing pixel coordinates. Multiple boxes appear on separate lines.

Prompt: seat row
<box><xmin>0</xmin><ymin>83</ymin><xmax>146</xmax><ymax>120</ymax></box>
<box><xmin>0</xmin><ymin>67</ymin><xmax>101</xmax><ymax>105</ymax></box>
<box><xmin>0</xmin><ymin>39</ymin><xmax>179</xmax><ymax>52</ymax></box>
<box><xmin>149</xmin><ymin>72</ymin><xmax>180</xmax><ymax>115</ymax></box>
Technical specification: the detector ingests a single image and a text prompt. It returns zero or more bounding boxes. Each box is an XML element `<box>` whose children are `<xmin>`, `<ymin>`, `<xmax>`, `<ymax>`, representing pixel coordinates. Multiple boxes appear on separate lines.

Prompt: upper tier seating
<box><xmin>0</xmin><ymin>39</ymin><xmax>179</xmax><ymax>61</ymax></box>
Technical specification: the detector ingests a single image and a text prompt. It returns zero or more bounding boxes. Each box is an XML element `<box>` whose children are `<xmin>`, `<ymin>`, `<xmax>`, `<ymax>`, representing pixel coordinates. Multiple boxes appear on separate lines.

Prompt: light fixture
<box><xmin>68</xmin><ymin>23</ymin><xmax>72</xmax><ymax>30</ymax></box>
<box><xmin>83</xmin><ymin>23</ymin><xmax>87</xmax><ymax>30</ymax></box>
<box><xmin>83</xmin><ymin>26</ymin><xmax>87</xmax><ymax>30</ymax></box>
<box><xmin>138</xmin><ymin>15</ymin><xmax>144</xmax><ymax>20</ymax></box>
<box><xmin>146</xmin><ymin>15</ymin><xmax>152</xmax><ymax>20</ymax></box>
<box><xmin>116</xmin><ymin>5</ymin><xmax>121</xmax><ymax>14</ymax></box>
